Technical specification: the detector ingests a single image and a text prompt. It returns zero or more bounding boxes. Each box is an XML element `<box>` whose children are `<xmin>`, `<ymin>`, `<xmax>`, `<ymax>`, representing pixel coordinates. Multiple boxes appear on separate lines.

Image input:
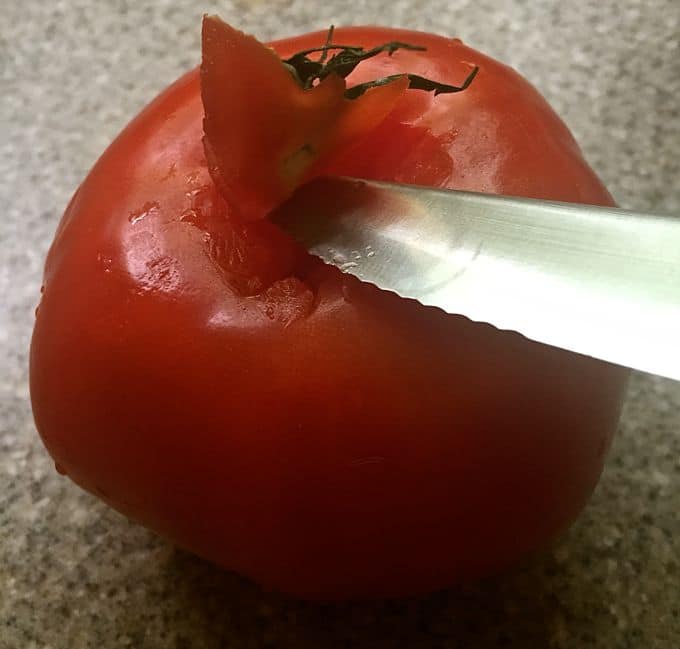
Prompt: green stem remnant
<box><xmin>282</xmin><ymin>26</ymin><xmax>479</xmax><ymax>99</ymax></box>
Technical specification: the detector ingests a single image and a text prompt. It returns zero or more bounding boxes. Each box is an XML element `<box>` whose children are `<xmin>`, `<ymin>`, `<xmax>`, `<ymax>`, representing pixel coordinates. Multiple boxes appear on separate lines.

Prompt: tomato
<box><xmin>30</xmin><ymin>18</ymin><xmax>629</xmax><ymax>599</ymax></box>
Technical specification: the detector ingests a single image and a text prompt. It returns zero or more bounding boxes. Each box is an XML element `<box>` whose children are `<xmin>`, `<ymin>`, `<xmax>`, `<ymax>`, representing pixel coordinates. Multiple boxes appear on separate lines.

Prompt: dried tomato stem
<box><xmin>281</xmin><ymin>30</ymin><xmax>478</xmax><ymax>98</ymax></box>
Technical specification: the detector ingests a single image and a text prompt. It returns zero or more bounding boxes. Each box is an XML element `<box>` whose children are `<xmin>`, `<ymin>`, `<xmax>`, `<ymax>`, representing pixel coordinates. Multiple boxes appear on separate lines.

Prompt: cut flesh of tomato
<box><xmin>201</xmin><ymin>16</ymin><xmax>409</xmax><ymax>220</ymax></box>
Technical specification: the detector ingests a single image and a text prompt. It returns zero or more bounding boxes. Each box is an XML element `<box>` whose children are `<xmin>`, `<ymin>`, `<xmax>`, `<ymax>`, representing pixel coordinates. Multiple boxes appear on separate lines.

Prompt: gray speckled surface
<box><xmin>2</xmin><ymin>0</ymin><xmax>680</xmax><ymax>647</ymax></box>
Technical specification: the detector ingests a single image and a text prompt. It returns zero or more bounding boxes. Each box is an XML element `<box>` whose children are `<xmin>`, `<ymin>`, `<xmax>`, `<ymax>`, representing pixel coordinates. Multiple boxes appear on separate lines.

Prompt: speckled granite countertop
<box><xmin>2</xmin><ymin>1</ymin><xmax>679</xmax><ymax>647</ymax></box>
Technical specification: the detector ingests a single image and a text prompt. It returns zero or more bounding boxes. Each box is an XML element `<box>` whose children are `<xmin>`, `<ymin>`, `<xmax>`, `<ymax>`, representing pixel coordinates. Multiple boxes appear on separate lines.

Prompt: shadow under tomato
<box><xmin>156</xmin><ymin>545</ymin><xmax>594</xmax><ymax>649</ymax></box>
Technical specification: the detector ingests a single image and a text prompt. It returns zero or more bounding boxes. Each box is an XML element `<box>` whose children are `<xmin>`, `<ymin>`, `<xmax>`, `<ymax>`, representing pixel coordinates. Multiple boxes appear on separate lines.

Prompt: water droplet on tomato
<box><xmin>128</xmin><ymin>201</ymin><xmax>159</xmax><ymax>224</ymax></box>
<box><xmin>97</xmin><ymin>252</ymin><xmax>113</xmax><ymax>273</ymax></box>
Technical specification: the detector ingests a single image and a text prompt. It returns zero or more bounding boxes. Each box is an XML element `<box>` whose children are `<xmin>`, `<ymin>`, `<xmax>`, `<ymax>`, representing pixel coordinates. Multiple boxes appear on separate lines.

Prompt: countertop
<box><xmin>2</xmin><ymin>1</ymin><xmax>679</xmax><ymax>647</ymax></box>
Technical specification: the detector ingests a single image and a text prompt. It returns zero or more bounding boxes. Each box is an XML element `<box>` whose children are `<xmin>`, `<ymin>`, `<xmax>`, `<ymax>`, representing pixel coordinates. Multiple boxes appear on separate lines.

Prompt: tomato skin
<box><xmin>31</xmin><ymin>26</ymin><xmax>628</xmax><ymax>599</ymax></box>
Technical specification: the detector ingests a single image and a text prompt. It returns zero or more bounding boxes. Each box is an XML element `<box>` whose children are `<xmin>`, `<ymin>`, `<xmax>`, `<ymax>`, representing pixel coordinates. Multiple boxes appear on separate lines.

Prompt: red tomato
<box><xmin>30</xmin><ymin>19</ymin><xmax>629</xmax><ymax>599</ymax></box>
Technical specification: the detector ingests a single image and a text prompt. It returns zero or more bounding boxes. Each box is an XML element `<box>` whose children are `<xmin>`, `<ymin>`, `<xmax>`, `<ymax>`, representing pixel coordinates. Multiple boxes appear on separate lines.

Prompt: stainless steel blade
<box><xmin>271</xmin><ymin>176</ymin><xmax>680</xmax><ymax>381</ymax></box>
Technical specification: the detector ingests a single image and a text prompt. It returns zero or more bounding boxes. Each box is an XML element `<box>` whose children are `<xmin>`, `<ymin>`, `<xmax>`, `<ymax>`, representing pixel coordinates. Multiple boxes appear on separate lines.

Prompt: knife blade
<box><xmin>271</xmin><ymin>176</ymin><xmax>680</xmax><ymax>381</ymax></box>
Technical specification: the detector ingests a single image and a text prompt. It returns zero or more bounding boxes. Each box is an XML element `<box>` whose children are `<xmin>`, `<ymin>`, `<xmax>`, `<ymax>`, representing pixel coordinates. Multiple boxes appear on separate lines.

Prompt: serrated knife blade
<box><xmin>271</xmin><ymin>176</ymin><xmax>680</xmax><ymax>381</ymax></box>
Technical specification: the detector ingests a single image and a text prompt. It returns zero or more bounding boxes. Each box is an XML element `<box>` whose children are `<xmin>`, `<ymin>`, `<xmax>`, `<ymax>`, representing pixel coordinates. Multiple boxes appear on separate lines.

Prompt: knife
<box><xmin>271</xmin><ymin>176</ymin><xmax>680</xmax><ymax>381</ymax></box>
